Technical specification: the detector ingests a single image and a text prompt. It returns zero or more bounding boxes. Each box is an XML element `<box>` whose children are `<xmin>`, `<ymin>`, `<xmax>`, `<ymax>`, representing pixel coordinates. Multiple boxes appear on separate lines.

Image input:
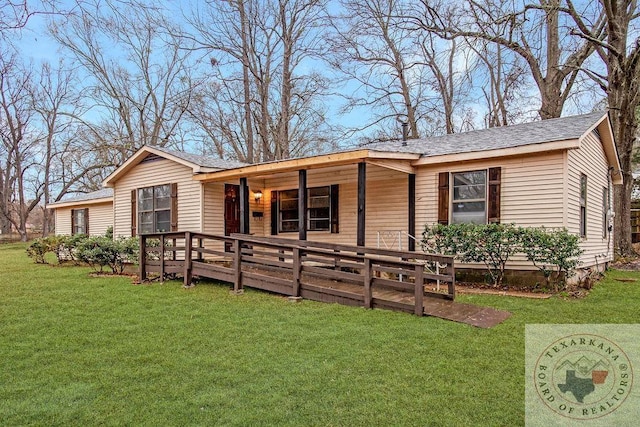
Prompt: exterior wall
<box><xmin>253</xmin><ymin>164</ymin><xmax>409</xmax><ymax>248</ymax></box>
<box><xmin>202</xmin><ymin>179</ymin><xmax>266</xmax><ymax>236</ymax></box>
<box><xmin>55</xmin><ymin>207</ymin><xmax>72</xmax><ymax>235</ymax></box>
<box><xmin>112</xmin><ymin>158</ymin><xmax>202</xmax><ymax>237</ymax></box>
<box><xmin>54</xmin><ymin>201</ymin><xmax>113</xmax><ymax>236</ymax></box>
<box><xmin>567</xmin><ymin>131</ymin><xmax>613</xmax><ymax>267</ymax></box>
<box><xmin>415</xmin><ymin>151</ymin><xmax>566</xmax><ymax>270</ymax></box>
<box><xmin>415</xmin><ymin>151</ymin><xmax>566</xmax><ymax>229</ymax></box>
<box><xmin>202</xmin><ymin>182</ymin><xmax>225</xmax><ymax>235</ymax></box>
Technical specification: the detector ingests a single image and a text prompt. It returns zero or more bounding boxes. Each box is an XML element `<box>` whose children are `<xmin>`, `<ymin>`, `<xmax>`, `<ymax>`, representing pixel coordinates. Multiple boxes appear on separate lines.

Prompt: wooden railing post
<box><xmin>183</xmin><ymin>232</ymin><xmax>193</xmax><ymax>287</ymax></box>
<box><xmin>233</xmin><ymin>238</ymin><xmax>243</xmax><ymax>293</ymax></box>
<box><xmin>172</xmin><ymin>238</ymin><xmax>177</xmax><ymax>261</ymax></box>
<box><xmin>159</xmin><ymin>234</ymin><xmax>165</xmax><ymax>283</ymax></box>
<box><xmin>139</xmin><ymin>235</ymin><xmax>147</xmax><ymax>282</ymax></box>
<box><xmin>364</xmin><ymin>257</ymin><xmax>372</xmax><ymax>309</ymax></box>
<box><xmin>197</xmin><ymin>238</ymin><xmax>204</xmax><ymax>261</ymax></box>
<box><xmin>292</xmin><ymin>247</ymin><xmax>301</xmax><ymax>297</ymax></box>
<box><xmin>448</xmin><ymin>262</ymin><xmax>456</xmax><ymax>299</ymax></box>
<box><xmin>414</xmin><ymin>264</ymin><xmax>424</xmax><ymax>316</ymax></box>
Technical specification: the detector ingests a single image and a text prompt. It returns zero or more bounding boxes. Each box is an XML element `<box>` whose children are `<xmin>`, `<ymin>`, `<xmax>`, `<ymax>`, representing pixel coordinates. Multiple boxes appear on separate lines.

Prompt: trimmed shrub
<box><xmin>521</xmin><ymin>227</ymin><xmax>582</xmax><ymax>291</ymax></box>
<box><xmin>422</xmin><ymin>223</ymin><xmax>583</xmax><ymax>290</ymax></box>
<box><xmin>422</xmin><ymin>223</ymin><xmax>524</xmax><ymax>287</ymax></box>
<box><xmin>26</xmin><ymin>238</ymin><xmax>50</xmax><ymax>263</ymax></box>
<box><xmin>27</xmin><ymin>233</ymin><xmax>138</xmax><ymax>274</ymax></box>
<box><xmin>76</xmin><ymin>236</ymin><xmax>138</xmax><ymax>274</ymax></box>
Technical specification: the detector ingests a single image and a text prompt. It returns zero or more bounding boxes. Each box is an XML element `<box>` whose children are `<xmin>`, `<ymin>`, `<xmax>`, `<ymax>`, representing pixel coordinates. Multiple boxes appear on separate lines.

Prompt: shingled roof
<box><xmin>149</xmin><ymin>145</ymin><xmax>249</xmax><ymax>170</ymax></box>
<box><xmin>48</xmin><ymin>188</ymin><xmax>113</xmax><ymax>207</ymax></box>
<box><xmin>363</xmin><ymin>111</ymin><xmax>607</xmax><ymax>157</ymax></box>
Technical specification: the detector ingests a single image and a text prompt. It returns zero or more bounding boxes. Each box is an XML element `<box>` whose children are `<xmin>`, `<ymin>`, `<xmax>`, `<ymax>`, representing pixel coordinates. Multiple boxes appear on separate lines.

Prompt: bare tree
<box><xmin>185</xmin><ymin>0</ymin><xmax>333</xmax><ymax>162</ymax></box>
<box><xmin>476</xmin><ymin>43</ymin><xmax>529</xmax><ymax>127</ymax></box>
<box><xmin>0</xmin><ymin>51</ymin><xmax>41</xmax><ymax>240</ymax></box>
<box><xmin>413</xmin><ymin>0</ymin><xmax>606</xmax><ymax>120</ymax></box>
<box><xmin>564</xmin><ymin>0</ymin><xmax>640</xmax><ymax>256</ymax></box>
<box><xmin>49</xmin><ymin>0</ymin><xmax>197</xmax><ymax>164</ymax></box>
<box><xmin>327</xmin><ymin>0</ymin><xmax>427</xmax><ymax>139</ymax></box>
<box><xmin>327</xmin><ymin>0</ymin><xmax>483</xmax><ymax>141</ymax></box>
<box><xmin>418</xmin><ymin>32</ymin><xmax>479</xmax><ymax>134</ymax></box>
<box><xmin>32</xmin><ymin>61</ymin><xmax>112</xmax><ymax>236</ymax></box>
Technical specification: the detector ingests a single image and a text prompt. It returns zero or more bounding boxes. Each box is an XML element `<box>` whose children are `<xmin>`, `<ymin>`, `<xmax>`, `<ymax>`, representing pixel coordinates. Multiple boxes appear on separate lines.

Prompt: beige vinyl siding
<box><xmin>89</xmin><ymin>202</ymin><xmax>114</xmax><ymax>235</ymax></box>
<box><xmin>260</xmin><ymin>164</ymin><xmax>408</xmax><ymax>248</ymax></box>
<box><xmin>55</xmin><ymin>207</ymin><xmax>72</xmax><ymax>235</ymax></box>
<box><xmin>202</xmin><ymin>179</ymin><xmax>266</xmax><ymax>236</ymax></box>
<box><xmin>567</xmin><ymin>131</ymin><xmax>613</xmax><ymax>267</ymax></box>
<box><xmin>203</xmin><ymin>182</ymin><xmax>225</xmax><ymax>235</ymax></box>
<box><xmin>112</xmin><ymin>158</ymin><xmax>202</xmax><ymax>237</ymax></box>
<box><xmin>415</xmin><ymin>152</ymin><xmax>566</xmax><ymax>270</ymax></box>
<box><xmin>248</xmin><ymin>179</ymin><xmax>267</xmax><ymax>236</ymax></box>
<box><xmin>54</xmin><ymin>202</ymin><xmax>113</xmax><ymax>236</ymax></box>
<box><xmin>416</xmin><ymin>152</ymin><xmax>566</xmax><ymax>228</ymax></box>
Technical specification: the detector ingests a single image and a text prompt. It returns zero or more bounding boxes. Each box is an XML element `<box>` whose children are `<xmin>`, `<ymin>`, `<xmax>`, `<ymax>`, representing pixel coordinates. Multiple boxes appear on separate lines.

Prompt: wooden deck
<box><xmin>139</xmin><ymin>232</ymin><xmax>510</xmax><ymax>327</ymax></box>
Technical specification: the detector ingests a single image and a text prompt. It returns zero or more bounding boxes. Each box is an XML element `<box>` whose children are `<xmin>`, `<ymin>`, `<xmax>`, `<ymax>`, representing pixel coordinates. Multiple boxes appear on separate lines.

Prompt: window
<box><xmin>71</xmin><ymin>208</ymin><xmax>88</xmax><ymax>235</ymax></box>
<box><xmin>602</xmin><ymin>186</ymin><xmax>609</xmax><ymax>238</ymax></box>
<box><xmin>277</xmin><ymin>185</ymin><xmax>337</xmax><ymax>233</ymax></box>
<box><xmin>138</xmin><ymin>184</ymin><xmax>172</xmax><ymax>233</ymax></box>
<box><xmin>580</xmin><ymin>174</ymin><xmax>587</xmax><ymax>237</ymax></box>
<box><xmin>308</xmin><ymin>186</ymin><xmax>330</xmax><ymax>231</ymax></box>
<box><xmin>451</xmin><ymin>170</ymin><xmax>487</xmax><ymax>224</ymax></box>
<box><xmin>279</xmin><ymin>189</ymin><xmax>299</xmax><ymax>232</ymax></box>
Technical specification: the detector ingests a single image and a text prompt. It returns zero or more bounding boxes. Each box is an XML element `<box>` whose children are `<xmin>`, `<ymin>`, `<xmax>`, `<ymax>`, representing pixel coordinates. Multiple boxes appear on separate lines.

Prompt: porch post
<box><xmin>408</xmin><ymin>173</ymin><xmax>416</xmax><ymax>251</ymax></box>
<box><xmin>357</xmin><ymin>162</ymin><xmax>366</xmax><ymax>247</ymax></box>
<box><xmin>239</xmin><ymin>177</ymin><xmax>249</xmax><ymax>234</ymax></box>
<box><xmin>298</xmin><ymin>169</ymin><xmax>307</xmax><ymax>241</ymax></box>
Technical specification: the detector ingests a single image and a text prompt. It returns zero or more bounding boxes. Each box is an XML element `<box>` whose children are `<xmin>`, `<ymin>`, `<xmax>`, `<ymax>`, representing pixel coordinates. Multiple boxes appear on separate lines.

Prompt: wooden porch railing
<box><xmin>139</xmin><ymin>232</ymin><xmax>455</xmax><ymax>316</ymax></box>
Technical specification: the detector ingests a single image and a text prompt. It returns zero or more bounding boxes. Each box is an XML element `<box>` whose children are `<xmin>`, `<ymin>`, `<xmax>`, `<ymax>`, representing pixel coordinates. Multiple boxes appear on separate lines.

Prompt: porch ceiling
<box><xmin>193</xmin><ymin>149</ymin><xmax>420</xmax><ymax>182</ymax></box>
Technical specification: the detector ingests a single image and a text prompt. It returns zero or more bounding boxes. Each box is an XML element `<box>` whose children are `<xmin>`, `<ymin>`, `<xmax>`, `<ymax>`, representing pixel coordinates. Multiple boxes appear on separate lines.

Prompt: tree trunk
<box><xmin>611</xmin><ymin>107</ymin><xmax>638</xmax><ymax>256</ymax></box>
<box><xmin>238</xmin><ymin>0</ymin><xmax>254</xmax><ymax>163</ymax></box>
<box><xmin>605</xmin><ymin>0</ymin><xmax>639</xmax><ymax>257</ymax></box>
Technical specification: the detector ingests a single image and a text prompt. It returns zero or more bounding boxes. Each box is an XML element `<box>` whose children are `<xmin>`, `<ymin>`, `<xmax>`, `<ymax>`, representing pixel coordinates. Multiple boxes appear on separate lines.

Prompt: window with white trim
<box><xmin>451</xmin><ymin>170</ymin><xmax>487</xmax><ymax>224</ymax></box>
<box><xmin>138</xmin><ymin>184</ymin><xmax>171</xmax><ymax>233</ymax></box>
<box><xmin>71</xmin><ymin>208</ymin><xmax>88</xmax><ymax>235</ymax></box>
<box><xmin>580</xmin><ymin>174</ymin><xmax>587</xmax><ymax>237</ymax></box>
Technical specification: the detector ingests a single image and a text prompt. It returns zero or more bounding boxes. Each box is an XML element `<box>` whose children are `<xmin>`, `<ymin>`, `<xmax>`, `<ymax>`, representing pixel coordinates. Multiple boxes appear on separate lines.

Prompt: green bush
<box><xmin>422</xmin><ymin>223</ymin><xmax>524</xmax><ymax>287</ymax></box>
<box><xmin>422</xmin><ymin>224</ymin><xmax>583</xmax><ymax>289</ymax></box>
<box><xmin>26</xmin><ymin>238</ymin><xmax>50</xmax><ymax>263</ymax></box>
<box><xmin>521</xmin><ymin>227</ymin><xmax>582</xmax><ymax>291</ymax></box>
<box><xmin>58</xmin><ymin>234</ymin><xmax>90</xmax><ymax>264</ymax></box>
<box><xmin>26</xmin><ymin>235</ymin><xmax>82</xmax><ymax>264</ymax></box>
<box><xmin>76</xmin><ymin>236</ymin><xmax>138</xmax><ymax>274</ymax></box>
<box><xmin>27</xmin><ymin>233</ymin><xmax>138</xmax><ymax>274</ymax></box>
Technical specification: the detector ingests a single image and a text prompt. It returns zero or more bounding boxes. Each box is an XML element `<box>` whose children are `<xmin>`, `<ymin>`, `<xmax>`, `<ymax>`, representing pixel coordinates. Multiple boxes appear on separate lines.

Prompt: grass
<box><xmin>1</xmin><ymin>243</ymin><xmax>639</xmax><ymax>426</ymax></box>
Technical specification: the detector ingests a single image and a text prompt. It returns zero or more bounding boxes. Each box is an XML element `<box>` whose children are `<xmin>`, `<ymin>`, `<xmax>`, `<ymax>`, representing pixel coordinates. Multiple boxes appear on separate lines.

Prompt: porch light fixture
<box><xmin>254</xmin><ymin>190</ymin><xmax>263</xmax><ymax>203</ymax></box>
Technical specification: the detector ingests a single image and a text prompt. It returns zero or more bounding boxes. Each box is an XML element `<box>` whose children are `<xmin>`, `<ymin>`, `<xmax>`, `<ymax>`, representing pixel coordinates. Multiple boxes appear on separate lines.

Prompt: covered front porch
<box><xmin>196</xmin><ymin>149</ymin><xmax>422</xmax><ymax>251</ymax></box>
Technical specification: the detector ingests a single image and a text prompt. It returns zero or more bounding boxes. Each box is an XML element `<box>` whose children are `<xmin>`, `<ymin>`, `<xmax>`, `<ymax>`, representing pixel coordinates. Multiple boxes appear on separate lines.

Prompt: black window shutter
<box><xmin>170</xmin><ymin>183</ymin><xmax>178</xmax><ymax>231</ymax></box>
<box><xmin>488</xmin><ymin>167</ymin><xmax>501</xmax><ymax>224</ymax></box>
<box><xmin>438</xmin><ymin>172</ymin><xmax>449</xmax><ymax>225</ymax></box>
<box><xmin>330</xmin><ymin>184</ymin><xmax>339</xmax><ymax>233</ymax></box>
<box><xmin>131</xmin><ymin>189</ymin><xmax>137</xmax><ymax>236</ymax></box>
<box><xmin>71</xmin><ymin>210</ymin><xmax>76</xmax><ymax>235</ymax></box>
<box><xmin>270</xmin><ymin>190</ymin><xmax>278</xmax><ymax>235</ymax></box>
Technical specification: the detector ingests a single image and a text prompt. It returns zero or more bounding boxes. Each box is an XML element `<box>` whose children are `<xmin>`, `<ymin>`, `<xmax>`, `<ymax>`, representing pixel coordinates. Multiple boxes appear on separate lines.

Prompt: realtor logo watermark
<box><xmin>526</xmin><ymin>325</ymin><xmax>639</xmax><ymax>426</ymax></box>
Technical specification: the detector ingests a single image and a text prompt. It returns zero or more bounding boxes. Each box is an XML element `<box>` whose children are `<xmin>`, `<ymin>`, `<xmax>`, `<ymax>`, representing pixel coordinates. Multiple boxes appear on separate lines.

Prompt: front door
<box><xmin>224</xmin><ymin>184</ymin><xmax>240</xmax><ymax>250</ymax></box>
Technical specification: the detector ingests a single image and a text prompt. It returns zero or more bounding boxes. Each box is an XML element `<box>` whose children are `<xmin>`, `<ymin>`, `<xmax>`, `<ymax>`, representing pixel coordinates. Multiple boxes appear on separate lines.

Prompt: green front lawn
<box><xmin>1</xmin><ymin>243</ymin><xmax>639</xmax><ymax>426</ymax></box>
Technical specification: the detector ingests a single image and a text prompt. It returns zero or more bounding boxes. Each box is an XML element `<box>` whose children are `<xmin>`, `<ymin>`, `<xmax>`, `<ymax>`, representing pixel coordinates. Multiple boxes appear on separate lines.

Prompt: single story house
<box><xmin>48</xmin><ymin>111</ymin><xmax>622</xmax><ymax>276</ymax></box>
